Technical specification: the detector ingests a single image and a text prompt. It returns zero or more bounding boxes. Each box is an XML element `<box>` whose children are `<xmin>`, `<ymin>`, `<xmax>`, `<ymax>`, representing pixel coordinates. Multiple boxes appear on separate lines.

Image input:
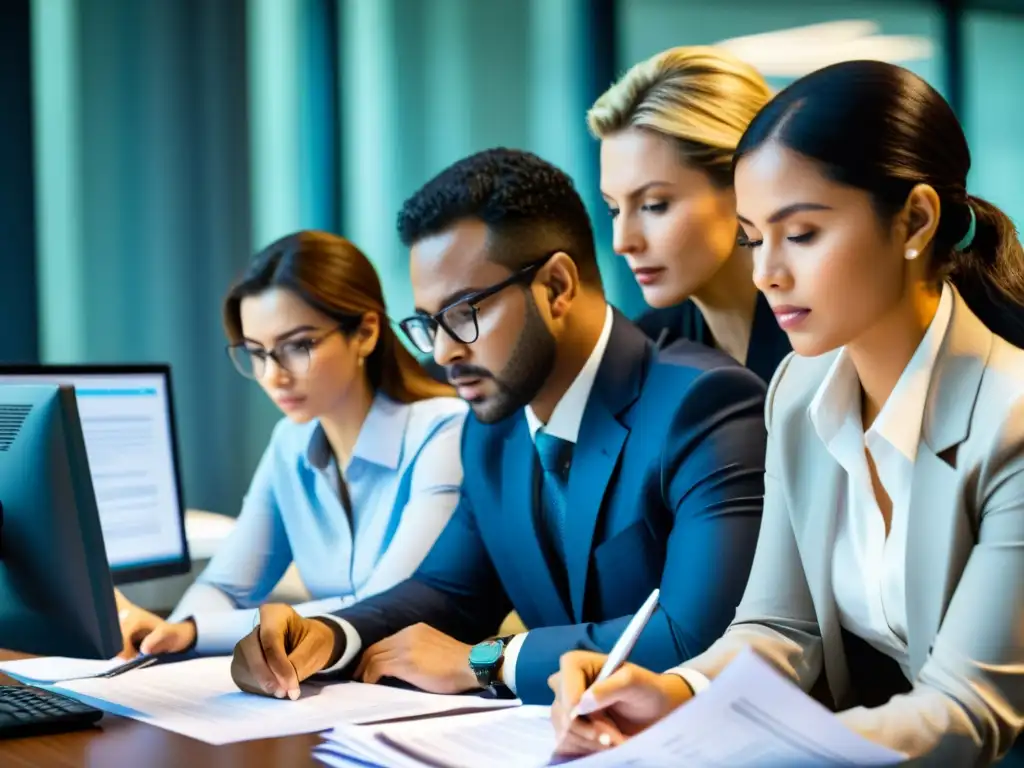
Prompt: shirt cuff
<box><xmin>664</xmin><ymin>666</ymin><xmax>711</xmax><ymax>695</ymax></box>
<box><xmin>501</xmin><ymin>633</ymin><xmax>527</xmax><ymax>695</ymax></box>
<box><xmin>315</xmin><ymin>615</ymin><xmax>363</xmax><ymax>674</ymax></box>
<box><xmin>167</xmin><ymin>582</ymin><xmax>237</xmax><ymax>624</ymax></box>
<box><xmin>190</xmin><ymin>609</ymin><xmax>261</xmax><ymax>655</ymax></box>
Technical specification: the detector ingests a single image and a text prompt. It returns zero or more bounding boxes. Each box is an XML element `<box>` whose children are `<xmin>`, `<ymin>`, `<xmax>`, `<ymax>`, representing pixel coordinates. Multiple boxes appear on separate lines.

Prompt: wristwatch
<box><xmin>468</xmin><ymin>635</ymin><xmax>515</xmax><ymax>689</ymax></box>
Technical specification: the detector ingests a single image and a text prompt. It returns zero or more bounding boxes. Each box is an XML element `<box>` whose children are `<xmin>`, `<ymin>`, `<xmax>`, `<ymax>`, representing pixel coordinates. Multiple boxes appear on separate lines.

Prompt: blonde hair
<box><xmin>587</xmin><ymin>46</ymin><xmax>772</xmax><ymax>186</ymax></box>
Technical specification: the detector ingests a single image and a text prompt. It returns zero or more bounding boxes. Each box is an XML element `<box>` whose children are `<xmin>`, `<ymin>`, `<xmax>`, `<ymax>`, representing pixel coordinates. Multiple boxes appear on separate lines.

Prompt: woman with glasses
<box><xmin>590</xmin><ymin>47</ymin><xmax>790</xmax><ymax>383</ymax></box>
<box><xmin>115</xmin><ymin>230</ymin><xmax>466</xmax><ymax>659</ymax></box>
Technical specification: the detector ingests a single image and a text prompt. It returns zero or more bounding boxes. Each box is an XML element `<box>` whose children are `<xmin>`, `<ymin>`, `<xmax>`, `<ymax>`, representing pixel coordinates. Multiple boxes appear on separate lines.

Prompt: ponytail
<box><xmin>949</xmin><ymin>196</ymin><xmax>1024</xmax><ymax>345</ymax></box>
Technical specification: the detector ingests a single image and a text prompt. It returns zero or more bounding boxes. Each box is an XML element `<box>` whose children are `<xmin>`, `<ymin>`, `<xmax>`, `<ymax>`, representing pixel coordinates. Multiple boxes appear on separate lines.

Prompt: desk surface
<box><xmin>0</xmin><ymin>651</ymin><xmax>322</xmax><ymax>767</ymax></box>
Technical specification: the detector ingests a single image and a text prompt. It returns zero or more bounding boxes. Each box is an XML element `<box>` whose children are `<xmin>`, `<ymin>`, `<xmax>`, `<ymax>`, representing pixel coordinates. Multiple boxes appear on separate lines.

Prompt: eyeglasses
<box><xmin>398</xmin><ymin>254</ymin><xmax>555</xmax><ymax>355</ymax></box>
<box><xmin>227</xmin><ymin>320</ymin><xmax>356</xmax><ymax>380</ymax></box>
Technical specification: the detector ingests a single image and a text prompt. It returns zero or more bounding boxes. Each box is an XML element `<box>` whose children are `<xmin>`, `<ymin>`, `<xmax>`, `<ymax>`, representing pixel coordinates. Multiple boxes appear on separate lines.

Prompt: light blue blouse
<box><xmin>169</xmin><ymin>393</ymin><xmax>467</xmax><ymax>653</ymax></box>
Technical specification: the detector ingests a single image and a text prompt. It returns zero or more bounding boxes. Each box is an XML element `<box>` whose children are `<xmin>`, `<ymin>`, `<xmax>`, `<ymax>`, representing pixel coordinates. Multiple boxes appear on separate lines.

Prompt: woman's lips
<box><xmin>772</xmin><ymin>306</ymin><xmax>811</xmax><ymax>330</ymax></box>
<box><xmin>632</xmin><ymin>267</ymin><xmax>666</xmax><ymax>286</ymax></box>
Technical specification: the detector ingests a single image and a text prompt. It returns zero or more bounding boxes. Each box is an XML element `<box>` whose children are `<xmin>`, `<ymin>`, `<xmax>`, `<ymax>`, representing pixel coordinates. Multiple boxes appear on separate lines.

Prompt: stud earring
<box><xmin>905</xmin><ymin>248</ymin><xmax>919</xmax><ymax>261</ymax></box>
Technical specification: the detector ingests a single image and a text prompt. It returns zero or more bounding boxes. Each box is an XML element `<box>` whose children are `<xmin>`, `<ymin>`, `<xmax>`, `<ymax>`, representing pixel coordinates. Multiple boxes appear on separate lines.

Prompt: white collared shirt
<box><xmin>667</xmin><ymin>283</ymin><xmax>953</xmax><ymax>692</ymax></box>
<box><xmin>811</xmin><ymin>282</ymin><xmax>953</xmax><ymax>670</ymax></box>
<box><xmin>524</xmin><ymin>305</ymin><xmax>614</xmax><ymax>443</ymax></box>
<box><xmin>505</xmin><ymin>305</ymin><xmax>614</xmax><ymax>691</ymax></box>
<box><xmin>320</xmin><ymin>306</ymin><xmax>615</xmax><ymax>688</ymax></box>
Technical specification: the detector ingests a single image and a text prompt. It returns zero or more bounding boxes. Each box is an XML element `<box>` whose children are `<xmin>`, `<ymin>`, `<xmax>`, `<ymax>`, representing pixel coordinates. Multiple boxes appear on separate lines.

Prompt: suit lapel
<box><xmin>922</xmin><ymin>285</ymin><xmax>990</xmax><ymax>452</ymax></box>
<box><xmin>563</xmin><ymin>313</ymin><xmax>648</xmax><ymax>622</ymax></box>
<box><xmin>790</xmin><ymin>440</ymin><xmax>852</xmax><ymax>707</ymax></box>
<box><xmin>905</xmin><ymin>446</ymin><xmax>964</xmax><ymax>675</ymax></box>
<box><xmin>502</xmin><ymin>415</ymin><xmax>571</xmax><ymax>626</ymax></box>
<box><xmin>564</xmin><ymin>400</ymin><xmax>628</xmax><ymax>622</ymax></box>
<box><xmin>905</xmin><ymin>287</ymin><xmax>992</xmax><ymax>675</ymax></box>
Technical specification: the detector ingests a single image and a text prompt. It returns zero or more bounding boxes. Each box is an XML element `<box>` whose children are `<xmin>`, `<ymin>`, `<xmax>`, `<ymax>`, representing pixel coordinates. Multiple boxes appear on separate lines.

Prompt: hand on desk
<box><xmin>549</xmin><ymin>651</ymin><xmax>692</xmax><ymax>757</ymax></box>
<box><xmin>231</xmin><ymin>604</ymin><xmax>335</xmax><ymax>700</ymax></box>
<box><xmin>114</xmin><ymin>588</ymin><xmax>196</xmax><ymax>658</ymax></box>
<box><xmin>231</xmin><ymin>607</ymin><xmax>482</xmax><ymax>699</ymax></box>
<box><xmin>355</xmin><ymin>623</ymin><xmax>479</xmax><ymax>695</ymax></box>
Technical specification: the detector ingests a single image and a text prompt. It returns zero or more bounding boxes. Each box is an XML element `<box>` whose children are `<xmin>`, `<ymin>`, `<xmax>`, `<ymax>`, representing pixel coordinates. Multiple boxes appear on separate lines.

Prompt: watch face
<box><xmin>469</xmin><ymin>640</ymin><xmax>503</xmax><ymax>667</ymax></box>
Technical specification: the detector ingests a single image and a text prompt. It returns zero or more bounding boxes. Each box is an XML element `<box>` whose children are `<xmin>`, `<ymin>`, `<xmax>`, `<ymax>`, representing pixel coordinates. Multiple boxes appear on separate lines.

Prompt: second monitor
<box><xmin>0</xmin><ymin>365</ymin><xmax>190</xmax><ymax>584</ymax></box>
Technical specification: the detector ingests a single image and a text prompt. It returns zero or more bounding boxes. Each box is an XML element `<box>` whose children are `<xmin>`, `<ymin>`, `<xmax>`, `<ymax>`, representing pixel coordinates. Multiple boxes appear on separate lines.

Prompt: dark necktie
<box><xmin>535</xmin><ymin>431</ymin><xmax>573</xmax><ymax>565</ymax></box>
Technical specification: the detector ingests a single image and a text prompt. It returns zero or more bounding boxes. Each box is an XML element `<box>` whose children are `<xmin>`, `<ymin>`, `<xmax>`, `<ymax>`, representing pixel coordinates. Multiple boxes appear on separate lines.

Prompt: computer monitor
<box><xmin>0</xmin><ymin>384</ymin><xmax>121</xmax><ymax>658</ymax></box>
<box><xmin>0</xmin><ymin>365</ymin><xmax>190</xmax><ymax>584</ymax></box>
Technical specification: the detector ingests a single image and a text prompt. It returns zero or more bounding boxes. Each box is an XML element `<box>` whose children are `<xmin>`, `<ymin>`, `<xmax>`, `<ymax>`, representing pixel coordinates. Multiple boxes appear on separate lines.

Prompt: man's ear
<box><xmin>901</xmin><ymin>183</ymin><xmax>941</xmax><ymax>257</ymax></box>
<box><xmin>540</xmin><ymin>252</ymin><xmax>579</xmax><ymax>320</ymax></box>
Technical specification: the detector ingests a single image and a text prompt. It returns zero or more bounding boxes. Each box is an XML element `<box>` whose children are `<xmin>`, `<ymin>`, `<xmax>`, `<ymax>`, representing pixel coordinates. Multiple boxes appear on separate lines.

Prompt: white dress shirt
<box><xmin>815</xmin><ymin>282</ymin><xmax>952</xmax><ymax>672</ymax></box>
<box><xmin>667</xmin><ymin>283</ymin><xmax>953</xmax><ymax>691</ymax></box>
<box><xmin>319</xmin><ymin>305</ymin><xmax>615</xmax><ymax>691</ymax></box>
<box><xmin>504</xmin><ymin>304</ymin><xmax>614</xmax><ymax>693</ymax></box>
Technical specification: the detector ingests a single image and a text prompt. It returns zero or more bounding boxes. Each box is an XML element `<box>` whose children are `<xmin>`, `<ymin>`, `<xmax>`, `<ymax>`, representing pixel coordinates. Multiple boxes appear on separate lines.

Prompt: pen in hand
<box><xmin>100</xmin><ymin>654</ymin><xmax>159</xmax><ymax>678</ymax></box>
<box><xmin>566</xmin><ymin>588</ymin><xmax>661</xmax><ymax>746</ymax></box>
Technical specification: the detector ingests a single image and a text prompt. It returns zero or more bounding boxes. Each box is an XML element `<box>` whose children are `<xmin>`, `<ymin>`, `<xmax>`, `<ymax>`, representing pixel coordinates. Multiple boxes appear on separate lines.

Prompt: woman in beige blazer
<box><xmin>549</xmin><ymin>61</ymin><xmax>1024</xmax><ymax>767</ymax></box>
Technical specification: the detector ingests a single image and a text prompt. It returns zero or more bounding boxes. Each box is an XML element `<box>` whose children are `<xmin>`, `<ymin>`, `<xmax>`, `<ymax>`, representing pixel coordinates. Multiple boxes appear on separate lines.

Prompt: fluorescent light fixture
<box><xmin>716</xmin><ymin>20</ymin><xmax>933</xmax><ymax>77</ymax></box>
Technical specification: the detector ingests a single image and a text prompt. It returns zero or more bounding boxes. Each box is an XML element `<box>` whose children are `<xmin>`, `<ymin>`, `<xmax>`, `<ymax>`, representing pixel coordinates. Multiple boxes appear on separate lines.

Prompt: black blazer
<box><xmin>635</xmin><ymin>293</ymin><xmax>791</xmax><ymax>384</ymax></box>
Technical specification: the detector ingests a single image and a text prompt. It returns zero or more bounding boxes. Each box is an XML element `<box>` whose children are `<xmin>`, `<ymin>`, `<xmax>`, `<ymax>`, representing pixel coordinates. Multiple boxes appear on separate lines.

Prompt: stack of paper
<box><xmin>316</xmin><ymin>706</ymin><xmax>557</xmax><ymax>768</ymax></box>
<box><xmin>313</xmin><ymin>649</ymin><xmax>906</xmax><ymax>767</ymax></box>
<box><xmin>0</xmin><ymin>655</ymin><xmax>124</xmax><ymax>684</ymax></box>
<box><xmin>40</xmin><ymin>656</ymin><xmax>518</xmax><ymax>745</ymax></box>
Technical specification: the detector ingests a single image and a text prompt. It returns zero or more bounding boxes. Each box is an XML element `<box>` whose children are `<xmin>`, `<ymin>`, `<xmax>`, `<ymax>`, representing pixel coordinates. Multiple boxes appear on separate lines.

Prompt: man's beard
<box><xmin>449</xmin><ymin>295</ymin><xmax>556</xmax><ymax>424</ymax></box>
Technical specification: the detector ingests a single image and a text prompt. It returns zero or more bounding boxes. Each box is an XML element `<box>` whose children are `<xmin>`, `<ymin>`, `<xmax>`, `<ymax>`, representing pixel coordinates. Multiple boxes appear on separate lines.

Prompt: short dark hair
<box><xmin>735</xmin><ymin>60</ymin><xmax>1024</xmax><ymax>336</ymax></box>
<box><xmin>397</xmin><ymin>148</ymin><xmax>602</xmax><ymax>286</ymax></box>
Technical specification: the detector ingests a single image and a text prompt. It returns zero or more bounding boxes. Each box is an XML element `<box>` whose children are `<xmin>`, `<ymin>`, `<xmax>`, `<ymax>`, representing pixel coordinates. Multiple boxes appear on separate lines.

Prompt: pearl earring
<box><xmin>905</xmin><ymin>248</ymin><xmax>919</xmax><ymax>261</ymax></box>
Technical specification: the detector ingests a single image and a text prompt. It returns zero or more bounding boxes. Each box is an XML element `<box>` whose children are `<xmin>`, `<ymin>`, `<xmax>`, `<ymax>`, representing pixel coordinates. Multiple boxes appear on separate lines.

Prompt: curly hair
<box><xmin>397</xmin><ymin>147</ymin><xmax>601</xmax><ymax>286</ymax></box>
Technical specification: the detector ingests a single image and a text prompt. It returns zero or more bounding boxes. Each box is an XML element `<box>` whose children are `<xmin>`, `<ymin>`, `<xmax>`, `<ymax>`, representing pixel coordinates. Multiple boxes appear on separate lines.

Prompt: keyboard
<box><xmin>0</xmin><ymin>685</ymin><xmax>103</xmax><ymax>739</ymax></box>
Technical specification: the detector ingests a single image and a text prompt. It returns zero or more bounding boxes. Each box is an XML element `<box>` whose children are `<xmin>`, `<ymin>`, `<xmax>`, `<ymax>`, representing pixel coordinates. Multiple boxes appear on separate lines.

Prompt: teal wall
<box><xmin>25</xmin><ymin>0</ymin><xmax>1024</xmax><ymax>519</ymax></box>
<box><xmin>336</xmin><ymin>0</ymin><xmax>643</xmax><ymax>328</ymax></box>
<box><xmin>0</xmin><ymin>0</ymin><xmax>38</xmax><ymax>363</ymax></box>
<box><xmin>29</xmin><ymin>0</ymin><xmax>641</xmax><ymax>517</ymax></box>
<box><xmin>964</xmin><ymin>11</ymin><xmax>1024</xmax><ymax>232</ymax></box>
<box><xmin>31</xmin><ymin>0</ymin><xmax>257</xmax><ymax>516</ymax></box>
<box><xmin>619</xmin><ymin>0</ymin><xmax>947</xmax><ymax>92</ymax></box>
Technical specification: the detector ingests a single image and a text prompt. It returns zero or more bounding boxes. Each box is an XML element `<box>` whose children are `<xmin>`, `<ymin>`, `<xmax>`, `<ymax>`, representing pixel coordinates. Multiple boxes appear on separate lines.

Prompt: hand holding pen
<box><xmin>547</xmin><ymin>589</ymin><xmax>695</xmax><ymax>756</ymax></box>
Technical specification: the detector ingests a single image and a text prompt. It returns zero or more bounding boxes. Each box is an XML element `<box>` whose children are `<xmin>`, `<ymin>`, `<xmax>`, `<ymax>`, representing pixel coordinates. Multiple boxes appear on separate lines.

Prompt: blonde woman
<box><xmin>590</xmin><ymin>46</ymin><xmax>790</xmax><ymax>382</ymax></box>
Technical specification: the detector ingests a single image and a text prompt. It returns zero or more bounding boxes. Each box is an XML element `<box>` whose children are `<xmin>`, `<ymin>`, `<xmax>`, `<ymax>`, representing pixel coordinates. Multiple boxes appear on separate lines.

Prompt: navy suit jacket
<box><xmin>333</xmin><ymin>312</ymin><xmax>768</xmax><ymax>703</ymax></box>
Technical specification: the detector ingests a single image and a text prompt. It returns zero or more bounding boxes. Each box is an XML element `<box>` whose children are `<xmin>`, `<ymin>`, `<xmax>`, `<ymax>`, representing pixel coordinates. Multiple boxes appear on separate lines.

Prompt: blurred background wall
<box><xmin>2</xmin><ymin>0</ymin><xmax>1022</xmax><ymax>520</ymax></box>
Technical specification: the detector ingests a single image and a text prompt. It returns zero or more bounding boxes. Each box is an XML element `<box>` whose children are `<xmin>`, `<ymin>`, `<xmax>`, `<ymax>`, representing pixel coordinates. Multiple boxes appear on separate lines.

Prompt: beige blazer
<box><xmin>683</xmin><ymin>288</ymin><xmax>1023</xmax><ymax>766</ymax></box>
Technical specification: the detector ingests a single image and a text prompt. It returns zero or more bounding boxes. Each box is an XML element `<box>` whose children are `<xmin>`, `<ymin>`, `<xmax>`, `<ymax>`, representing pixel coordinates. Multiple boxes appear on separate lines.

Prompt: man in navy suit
<box><xmin>229</xmin><ymin>148</ymin><xmax>768</xmax><ymax>705</ymax></box>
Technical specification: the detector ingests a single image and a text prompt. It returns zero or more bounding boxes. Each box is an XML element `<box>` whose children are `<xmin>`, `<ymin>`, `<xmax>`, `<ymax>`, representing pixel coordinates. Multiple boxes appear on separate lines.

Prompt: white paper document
<box><xmin>316</xmin><ymin>707</ymin><xmax>557</xmax><ymax>768</ymax></box>
<box><xmin>574</xmin><ymin>648</ymin><xmax>906</xmax><ymax>767</ymax></box>
<box><xmin>0</xmin><ymin>655</ymin><xmax>123</xmax><ymax>684</ymax></box>
<box><xmin>48</xmin><ymin>656</ymin><xmax>519</xmax><ymax>745</ymax></box>
<box><xmin>314</xmin><ymin>649</ymin><xmax>906</xmax><ymax>767</ymax></box>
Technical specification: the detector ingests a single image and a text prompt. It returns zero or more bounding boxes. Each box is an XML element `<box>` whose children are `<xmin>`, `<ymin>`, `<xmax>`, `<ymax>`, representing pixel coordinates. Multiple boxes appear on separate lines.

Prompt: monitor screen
<box><xmin>0</xmin><ymin>366</ymin><xmax>189</xmax><ymax>583</ymax></box>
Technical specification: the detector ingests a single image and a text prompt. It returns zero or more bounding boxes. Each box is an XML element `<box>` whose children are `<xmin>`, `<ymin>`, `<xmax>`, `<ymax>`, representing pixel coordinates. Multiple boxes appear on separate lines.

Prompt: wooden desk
<box><xmin>0</xmin><ymin>651</ymin><xmax>323</xmax><ymax>768</ymax></box>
